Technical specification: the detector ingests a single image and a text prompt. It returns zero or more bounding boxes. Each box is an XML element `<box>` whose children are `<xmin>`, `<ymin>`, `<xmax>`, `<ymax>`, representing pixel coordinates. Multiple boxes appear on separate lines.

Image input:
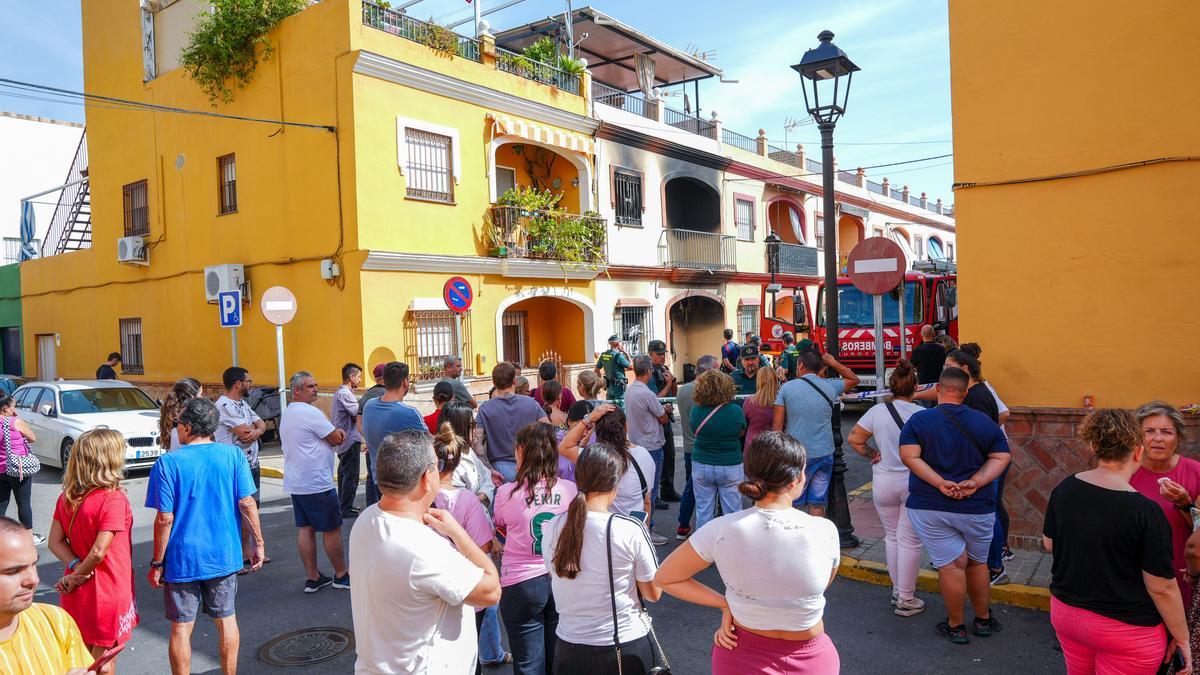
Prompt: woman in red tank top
<box><xmin>46</xmin><ymin>428</ymin><xmax>138</xmax><ymax>673</ymax></box>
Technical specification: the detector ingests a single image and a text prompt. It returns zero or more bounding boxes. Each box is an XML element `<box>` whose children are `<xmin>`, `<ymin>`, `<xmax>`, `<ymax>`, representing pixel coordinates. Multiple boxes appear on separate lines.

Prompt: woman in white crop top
<box><xmin>655</xmin><ymin>431</ymin><xmax>841</xmax><ymax>674</ymax></box>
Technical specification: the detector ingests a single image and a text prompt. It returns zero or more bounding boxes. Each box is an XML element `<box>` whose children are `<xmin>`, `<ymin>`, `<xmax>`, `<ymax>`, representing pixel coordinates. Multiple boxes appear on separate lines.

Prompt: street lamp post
<box><xmin>793</xmin><ymin>30</ymin><xmax>861</xmax><ymax>548</ymax></box>
<box><xmin>765</xmin><ymin>231</ymin><xmax>782</xmax><ymax>322</ymax></box>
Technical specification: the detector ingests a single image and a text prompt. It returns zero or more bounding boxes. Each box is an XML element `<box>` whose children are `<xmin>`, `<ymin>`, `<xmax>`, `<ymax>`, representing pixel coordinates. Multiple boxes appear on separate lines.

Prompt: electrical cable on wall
<box><xmin>953</xmin><ymin>156</ymin><xmax>1200</xmax><ymax>190</ymax></box>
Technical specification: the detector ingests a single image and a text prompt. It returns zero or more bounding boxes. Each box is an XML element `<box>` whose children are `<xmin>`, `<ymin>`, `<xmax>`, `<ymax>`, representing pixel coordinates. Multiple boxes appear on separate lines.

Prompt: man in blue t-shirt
<box><xmin>772</xmin><ymin>349</ymin><xmax>860</xmax><ymax>516</ymax></box>
<box><xmin>362</xmin><ymin>361</ymin><xmax>427</xmax><ymax>483</ymax></box>
<box><xmin>899</xmin><ymin>366</ymin><xmax>1011</xmax><ymax>643</ymax></box>
<box><xmin>719</xmin><ymin>329</ymin><xmax>740</xmax><ymax>373</ymax></box>
<box><xmin>146</xmin><ymin>398</ymin><xmax>263</xmax><ymax>671</ymax></box>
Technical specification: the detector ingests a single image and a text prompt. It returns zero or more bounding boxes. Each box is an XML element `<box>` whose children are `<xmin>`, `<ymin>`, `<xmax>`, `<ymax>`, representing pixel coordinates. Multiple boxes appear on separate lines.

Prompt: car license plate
<box><xmin>135</xmin><ymin>448</ymin><xmax>162</xmax><ymax>460</ymax></box>
<box><xmin>858</xmin><ymin>376</ymin><xmax>877</xmax><ymax>388</ymax></box>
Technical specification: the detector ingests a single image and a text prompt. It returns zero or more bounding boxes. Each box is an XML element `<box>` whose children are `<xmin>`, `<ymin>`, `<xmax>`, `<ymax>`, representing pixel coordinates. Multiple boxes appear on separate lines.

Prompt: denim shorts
<box><xmin>165</xmin><ymin>573</ymin><xmax>238</xmax><ymax>623</ymax></box>
<box><xmin>795</xmin><ymin>454</ymin><xmax>834</xmax><ymax>507</ymax></box>
<box><xmin>291</xmin><ymin>489</ymin><xmax>343</xmax><ymax>532</ymax></box>
<box><xmin>907</xmin><ymin>508</ymin><xmax>994</xmax><ymax>567</ymax></box>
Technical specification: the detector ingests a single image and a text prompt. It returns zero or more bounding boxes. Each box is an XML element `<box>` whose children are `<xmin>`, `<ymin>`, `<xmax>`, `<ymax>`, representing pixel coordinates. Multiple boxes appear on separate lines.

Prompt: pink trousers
<box><xmin>712</xmin><ymin>630</ymin><xmax>840</xmax><ymax>675</ymax></box>
<box><xmin>1051</xmin><ymin>596</ymin><xmax>1167</xmax><ymax>674</ymax></box>
<box><xmin>872</xmin><ymin>470</ymin><xmax>923</xmax><ymax>601</ymax></box>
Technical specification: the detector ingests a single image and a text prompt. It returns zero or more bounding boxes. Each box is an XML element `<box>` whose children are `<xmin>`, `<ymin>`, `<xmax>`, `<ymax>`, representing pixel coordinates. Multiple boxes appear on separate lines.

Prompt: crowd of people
<box><xmin>1</xmin><ymin>330</ymin><xmax>1199</xmax><ymax>674</ymax></box>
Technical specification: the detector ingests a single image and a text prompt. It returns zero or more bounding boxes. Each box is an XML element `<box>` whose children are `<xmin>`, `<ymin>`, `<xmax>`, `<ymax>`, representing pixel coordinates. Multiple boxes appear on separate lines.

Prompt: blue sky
<box><xmin>0</xmin><ymin>0</ymin><xmax>954</xmax><ymax>204</ymax></box>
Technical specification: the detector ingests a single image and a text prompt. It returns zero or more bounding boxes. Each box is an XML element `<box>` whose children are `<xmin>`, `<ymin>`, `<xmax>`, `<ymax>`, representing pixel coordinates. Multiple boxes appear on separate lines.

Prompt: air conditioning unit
<box><xmin>116</xmin><ymin>236</ymin><xmax>148</xmax><ymax>265</ymax></box>
<box><xmin>204</xmin><ymin>264</ymin><xmax>245</xmax><ymax>303</ymax></box>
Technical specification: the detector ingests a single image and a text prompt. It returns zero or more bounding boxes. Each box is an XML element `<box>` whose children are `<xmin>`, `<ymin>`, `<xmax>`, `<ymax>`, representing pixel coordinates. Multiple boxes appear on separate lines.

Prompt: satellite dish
<box><xmin>175</xmin><ymin>154</ymin><xmax>186</xmax><ymax>171</ymax></box>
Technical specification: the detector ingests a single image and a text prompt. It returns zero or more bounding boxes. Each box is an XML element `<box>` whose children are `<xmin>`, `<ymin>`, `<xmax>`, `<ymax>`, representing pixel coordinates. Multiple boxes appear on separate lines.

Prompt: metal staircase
<box><xmin>41</xmin><ymin>131</ymin><xmax>91</xmax><ymax>257</ymax></box>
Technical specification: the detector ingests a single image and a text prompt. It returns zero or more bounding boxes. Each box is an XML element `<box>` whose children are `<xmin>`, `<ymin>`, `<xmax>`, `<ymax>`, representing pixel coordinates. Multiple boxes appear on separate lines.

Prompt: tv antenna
<box><xmin>783</xmin><ymin>116</ymin><xmax>812</xmax><ymax>148</ymax></box>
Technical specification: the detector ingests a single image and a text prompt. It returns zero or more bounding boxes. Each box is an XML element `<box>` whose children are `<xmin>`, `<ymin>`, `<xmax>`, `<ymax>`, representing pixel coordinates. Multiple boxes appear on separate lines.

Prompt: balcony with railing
<box><xmin>659</xmin><ymin>229</ymin><xmax>736</xmax><ymax>271</ymax></box>
<box><xmin>663</xmin><ymin>106</ymin><xmax>716</xmax><ymax>139</ymax></box>
<box><xmin>592</xmin><ymin>82</ymin><xmax>656</xmax><ymax>119</ymax></box>
<box><xmin>487</xmin><ymin>205</ymin><xmax>607</xmax><ymax>264</ymax></box>
<box><xmin>362</xmin><ymin>2</ymin><xmax>482</xmax><ymax>62</ymax></box>
<box><xmin>495</xmin><ymin>46</ymin><xmax>581</xmax><ymax>95</ymax></box>
<box><xmin>773</xmin><ymin>242</ymin><xmax>819</xmax><ymax>276</ymax></box>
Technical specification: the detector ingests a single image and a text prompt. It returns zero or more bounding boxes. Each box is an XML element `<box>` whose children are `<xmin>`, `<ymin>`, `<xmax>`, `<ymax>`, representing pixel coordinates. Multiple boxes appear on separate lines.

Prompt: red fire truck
<box><xmin>762</xmin><ymin>260</ymin><xmax>957</xmax><ymax>390</ymax></box>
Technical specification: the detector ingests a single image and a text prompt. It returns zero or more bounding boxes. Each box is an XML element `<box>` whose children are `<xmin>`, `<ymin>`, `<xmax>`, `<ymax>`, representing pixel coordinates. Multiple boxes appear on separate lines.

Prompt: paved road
<box><xmin>11</xmin><ymin>408</ymin><xmax>1063</xmax><ymax>673</ymax></box>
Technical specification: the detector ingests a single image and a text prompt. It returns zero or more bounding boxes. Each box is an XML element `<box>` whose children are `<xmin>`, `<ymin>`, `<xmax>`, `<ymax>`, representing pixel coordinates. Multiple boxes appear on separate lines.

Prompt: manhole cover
<box><xmin>258</xmin><ymin>627</ymin><xmax>355</xmax><ymax>667</ymax></box>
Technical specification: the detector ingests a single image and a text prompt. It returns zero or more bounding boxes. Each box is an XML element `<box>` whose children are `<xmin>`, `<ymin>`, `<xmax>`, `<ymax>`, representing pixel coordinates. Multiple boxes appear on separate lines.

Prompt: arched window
<box><xmin>928</xmin><ymin>236</ymin><xmax>945</xmax><ymax>259</ymax></box>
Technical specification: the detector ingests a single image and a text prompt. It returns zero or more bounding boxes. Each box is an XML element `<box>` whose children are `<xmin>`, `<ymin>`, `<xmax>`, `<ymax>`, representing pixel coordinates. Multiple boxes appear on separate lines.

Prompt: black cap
<box><xmin>782</xmin><ymin>331</ymin><xmax>795</xmax><ymax>343</ymax></box>
<box><xmin>647</xmin><ymin>339</ymin><xmax>667</xmax><ymax>354</ymax></box>
<box><xmin>750</xmin><ymin>335</ymin><xmax>762</xmax><ymax>343</ymax></box>
<box><xmin>740</xmin><ymin>343</ymin><xmax>760</xmax><ymax>359</ymax></box>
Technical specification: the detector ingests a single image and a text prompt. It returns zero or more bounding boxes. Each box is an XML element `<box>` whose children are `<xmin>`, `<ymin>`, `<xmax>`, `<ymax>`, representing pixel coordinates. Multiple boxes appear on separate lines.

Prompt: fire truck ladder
<box><xmin>42</xmin><ymin>130</ymin><xmax>91</xmax><ymax>257</ymax></box>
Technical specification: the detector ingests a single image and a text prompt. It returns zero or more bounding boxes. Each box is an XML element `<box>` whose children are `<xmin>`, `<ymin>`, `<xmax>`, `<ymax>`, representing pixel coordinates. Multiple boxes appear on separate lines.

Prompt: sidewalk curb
<box><xmin>837</xmin><ymin>557</ymin><xmax>1050</xmax><ymax>612</ymax></box>
<box><xmin>260</xmin><ymin>466</ymin><xmax>284</xmax><ymax>480</ymax></box>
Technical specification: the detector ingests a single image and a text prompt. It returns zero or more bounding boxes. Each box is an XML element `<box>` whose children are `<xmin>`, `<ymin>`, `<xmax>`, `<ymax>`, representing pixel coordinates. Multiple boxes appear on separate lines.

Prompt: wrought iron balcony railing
<box><xmin>659</xmin><ymin>229</ymin><xmax>736</xmax><ymax>271</ymax></box>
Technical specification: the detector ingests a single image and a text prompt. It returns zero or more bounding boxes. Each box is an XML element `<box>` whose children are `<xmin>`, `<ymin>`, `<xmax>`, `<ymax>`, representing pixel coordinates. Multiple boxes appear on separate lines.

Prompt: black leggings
<box><xmin>553</xmin><ymin>635</ymin><xmax>655</xmax><ymax>675</ymax></box>
<box><xmin>0</xmin><ymin>475</ymin><xmax>33</xmax><ymax>529</ymax></box>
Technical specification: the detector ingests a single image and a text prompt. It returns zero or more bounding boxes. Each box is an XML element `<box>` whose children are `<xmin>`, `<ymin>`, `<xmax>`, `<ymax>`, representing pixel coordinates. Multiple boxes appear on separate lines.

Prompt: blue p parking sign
<box><xmin>219</xmin><ymin>290</ymin><xmax>243</xmax><ymax>328</ymax></box>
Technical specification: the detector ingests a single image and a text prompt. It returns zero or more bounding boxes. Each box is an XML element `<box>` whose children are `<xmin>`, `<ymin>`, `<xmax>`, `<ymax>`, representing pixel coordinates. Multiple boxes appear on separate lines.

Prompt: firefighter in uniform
<box><xmin>595</xmin><ymin>334</ymin><xmax>633</xmax><ymax>400</ymax></box>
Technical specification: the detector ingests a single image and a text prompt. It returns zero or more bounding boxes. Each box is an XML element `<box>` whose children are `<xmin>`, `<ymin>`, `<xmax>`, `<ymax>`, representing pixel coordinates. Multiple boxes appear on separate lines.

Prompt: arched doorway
<box><xmin>495</xmin><ymin>289</ymin><xmax>595</xmax><ymax>368</ymax></box>
<box><xmin>767</xmin><ymin>197</ymin><xmax>806</xmax><ymax>245</ymax></box>
<box><xmin>667</xmin><ymin>292</ymin><xmax>725</xmax><ymax>377</ymax></box>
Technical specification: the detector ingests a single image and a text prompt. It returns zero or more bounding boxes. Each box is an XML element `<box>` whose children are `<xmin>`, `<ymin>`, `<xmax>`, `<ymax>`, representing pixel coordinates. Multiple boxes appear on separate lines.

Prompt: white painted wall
<box><xmin>0</xmin><ymin>113</ymin><xmax>84</xmax><ymax>245</ymax></box>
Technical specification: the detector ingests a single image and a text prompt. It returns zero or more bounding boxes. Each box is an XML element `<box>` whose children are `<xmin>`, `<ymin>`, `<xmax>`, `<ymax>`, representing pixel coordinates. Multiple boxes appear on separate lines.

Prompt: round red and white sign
<box><xmin>847</xmin><ymin>237</ymin><xmax>906</xmax><ymax>295</ymax></box>
<box><xmin>260</xmin><ymin>286</ymin><xmax>298</xmax><ymax>325</ymax></box>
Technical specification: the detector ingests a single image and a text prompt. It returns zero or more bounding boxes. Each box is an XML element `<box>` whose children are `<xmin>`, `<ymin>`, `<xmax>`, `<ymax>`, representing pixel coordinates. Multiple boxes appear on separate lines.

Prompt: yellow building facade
<box><xmin>949</xmin><ymin>0</ymin><xmax>1200</xmax><ymax>549</ymax></box>
<box><xmin>23</xmin><ymin>0</ymin><xmax>604</xmax><ymax>388</ymax></box>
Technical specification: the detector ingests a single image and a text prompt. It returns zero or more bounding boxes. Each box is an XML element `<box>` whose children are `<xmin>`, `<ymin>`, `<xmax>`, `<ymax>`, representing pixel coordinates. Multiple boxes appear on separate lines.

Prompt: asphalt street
<box><xmin>12</xmin><ymin>408</ymin><xmax>1064</xmax><ymax>674</ymax></box>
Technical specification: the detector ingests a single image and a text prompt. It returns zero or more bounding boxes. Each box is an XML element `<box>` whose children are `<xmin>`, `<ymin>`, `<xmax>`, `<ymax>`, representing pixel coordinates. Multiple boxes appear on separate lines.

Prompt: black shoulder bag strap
<box><xmin>884</xmin><ymin>400</ymin><xmax>906</xmax><ymax>431</ymax></box>
<box><xmin>627</xmin><ymin>450</ymin><xmax>648</xmax><ymax>495</ymax></box>
<box><xmin>606</xmin><ymin>514</ymin><xmax>625</xmax><ymax>675</ymax></box>
<box><xmin>938</xmin><ymin>407</ymin><xmax>991</xmax><ymax>462</ymax></box>
<box><xmin>798</xmin><ymin>376</ymin><xmax>835</xmax><ymax>411</ymax></box>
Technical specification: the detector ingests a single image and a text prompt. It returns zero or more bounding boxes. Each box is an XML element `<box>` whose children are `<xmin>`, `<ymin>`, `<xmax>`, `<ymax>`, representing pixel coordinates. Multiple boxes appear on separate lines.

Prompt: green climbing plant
<box><xmin>488</xmin><ymin>187</ymin><xmax>606</xmax><ymax>267</ymax></box>
<box><xmin>181</xmin><ymin>0</ymin><xmax>307</xmax><ymax>105</ymax></box>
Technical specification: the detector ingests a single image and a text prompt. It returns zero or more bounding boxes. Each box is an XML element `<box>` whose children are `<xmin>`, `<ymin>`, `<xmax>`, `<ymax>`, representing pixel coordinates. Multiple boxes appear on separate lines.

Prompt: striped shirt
<box><xmin>0</xmin><ymin>603</ymin><xmax>91</xmax><ymax>675</ymax></box>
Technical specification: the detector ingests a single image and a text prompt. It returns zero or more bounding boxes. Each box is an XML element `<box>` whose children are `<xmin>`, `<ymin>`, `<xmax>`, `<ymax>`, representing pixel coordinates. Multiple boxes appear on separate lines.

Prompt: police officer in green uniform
<box><xmin>595</xmin><ymin>334</ymin><xmax>633</xmax><ymax>400</ymax></box>
<box><xmin>777</xmin><ymin>331</ymin><xmax>802</xmax><ymax>381</ymax></box>
<box><xmin>730</xmin><ymin>343</ymin><xmax>764</xmax><ymax>396</ymax></box>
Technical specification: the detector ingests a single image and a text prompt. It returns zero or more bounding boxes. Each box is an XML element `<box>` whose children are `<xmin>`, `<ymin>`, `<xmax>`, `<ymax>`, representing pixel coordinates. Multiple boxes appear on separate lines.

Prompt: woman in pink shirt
<box><xmin>742</xmin><ymin>367</ymin><xmax>779</xmax><ymax>451</ymax></box>
<box><xmin>494</xmin><ymin>422</ymin><xmax>578</xmax><ymax>674</ymax></box>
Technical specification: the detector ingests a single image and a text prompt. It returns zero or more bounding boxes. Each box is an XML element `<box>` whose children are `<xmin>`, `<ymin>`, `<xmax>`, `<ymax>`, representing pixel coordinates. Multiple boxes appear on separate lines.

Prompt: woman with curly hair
<box><xmin>655</xmin><ymin>432</ymin><xmax>841</xmax><ymax>674</ymax></box>
<box><xmin>47</xmin><ymin>428</ymin><xmax>138</xmax><ymax>673</ymax></box>
<box><xmin>1044</xmin><ymin>408</ymin><xmax>1190</xmax><ymax>674</ymax></box>
<box><xmin>159</xmin><ymin>377</ymin><xmax>202</xmax><ymax>450</ymax></box>
<box><xmin>689</xmin><ymin>369</ymin><xmax>747</xmax><ymax>529</ymax></box>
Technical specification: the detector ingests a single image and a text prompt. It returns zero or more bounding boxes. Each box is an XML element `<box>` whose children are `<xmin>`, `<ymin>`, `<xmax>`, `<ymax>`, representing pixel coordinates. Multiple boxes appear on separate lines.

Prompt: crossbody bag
<box><xmin>606</xmin><ymin>514</ymin><xmax>671</xmax><ymax>675</ymax></box>
<box><xmin>798</xmin><ymin>376</ymin><xmax>836</xmax><ymax>412</ymax></box>
<box><xmin>2</xmin><ymin>417</ymin><xmax>39</xmax><ymax>480</ymax></box>
<box><xmin>884</xmin><ymin>400</ymin><xmax>907</xmax><ymax>431</ymax></box>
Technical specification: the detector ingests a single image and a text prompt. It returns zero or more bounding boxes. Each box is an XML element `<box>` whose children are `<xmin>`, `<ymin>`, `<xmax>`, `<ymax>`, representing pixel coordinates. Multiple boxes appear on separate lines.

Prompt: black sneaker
<box><xmin>972</xmin><ymin>615</ymin><xmax>1002</xmax><ymax>637</ymax></box>
<box><xmin>304</xmin><ymin>574</ymin><xmax>333</xmax><ymax>593</ymax></box>
<box><xmin>654</xmin><ymin>501</ymin><xmax>669</xmax><ymax>510</ymax></box>
<box><xmin>342</xmin><ymin>508</ymin><xmax>360</xmax><ymax>518</ymax></box>
<box><xmin>935</xmin><ymin>619</ymin><xmax>970</xmax><ymax>644</ymax></box>
<box><xmin>660</xmin><ymin>491</ymin><xmax>682</xmax><ymax>503</ymax></box>
<box><xmin>332</xmin><ymin>573</ymin><xmax>351</xmax><ymax>590</ymax></box>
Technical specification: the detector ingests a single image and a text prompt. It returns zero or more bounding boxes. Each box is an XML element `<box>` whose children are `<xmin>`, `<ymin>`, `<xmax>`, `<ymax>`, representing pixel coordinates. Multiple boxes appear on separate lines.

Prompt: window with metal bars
<box><xmin>123</xmin><ymin>180</ymin><xmax>149</xmax><ymax>236</ymax></box>
<box><xmin>501</xmin><ymin>311</ymin><xmax>528</xmax><ymax>367</ymax></box>
<box><xmin>735</xmin><ymin>198</ymin><xmax>755</xmax><ymax>241</ymax></box>
<box><xmin>814</xmin><ymin>217</ymin><xmax>825</xmax><ymax>250</ymax></box>
<box><xmin>405</xmin><ymin>128</ymin><xmax>454</xmax><ymax>203</ymax></box>
<box><xmin>614</xmin><ymin>171</ymin><xmax>642</xmax><ymax>226</ymax></box>
<box><xmin>738</xmin><ymin>306</ymin><xmax>759</xmax><ymax>340</ymax></box>
<box><xmin>616</xmin><ymin>307</ymin><xmax>651</xmax><ymax>356</ymax></box>
<box><xmin>218</xmin><ymin>154</ymin><xmax>237</xmax><ymax>214</ymax></box>
<box><xmin>873</xmin><ymin>227</ymin><xmax>884</xmax><ymax>238</ymax></box>
<box><xmin>409</xmin><ymin>310</ymin><xmax>460</xmax><ymax>377</ymax></box>
<box><xmin>119</xmin><ymin>318</ymin><xmax>144</xmax><ymax>375</ymax></box>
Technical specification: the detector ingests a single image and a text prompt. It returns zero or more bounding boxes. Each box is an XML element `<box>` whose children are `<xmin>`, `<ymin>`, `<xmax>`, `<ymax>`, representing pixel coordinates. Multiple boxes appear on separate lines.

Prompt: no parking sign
<box><xmin>443</xmin><ymin>277</ymin><xmax>473</xmax><ymax>313</ymax></box>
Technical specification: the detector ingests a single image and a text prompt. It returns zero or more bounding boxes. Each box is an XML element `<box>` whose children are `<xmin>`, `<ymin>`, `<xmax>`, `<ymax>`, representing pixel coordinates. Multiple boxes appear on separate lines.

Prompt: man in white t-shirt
<box><xmin>349</xmin><ymin>429</ymin><xmax>501</xmax><ymax>674</ymax></box>
<box><xmin>216</xmin><ymin>366</ymin><xmax>268</xmax><ymax>570</ymax></box>
<box><xmin>280</xmin><ymin>371</ymin><xmax>348</xmax><ymax>594</ymax></box>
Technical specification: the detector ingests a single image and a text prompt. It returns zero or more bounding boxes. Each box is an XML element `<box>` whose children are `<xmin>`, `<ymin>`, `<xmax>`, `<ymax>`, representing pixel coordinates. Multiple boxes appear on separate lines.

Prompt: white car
<box><xmin>12</xmin><ymin>380</ymin><xmax>163</xmax><ymax>469</ymax></box>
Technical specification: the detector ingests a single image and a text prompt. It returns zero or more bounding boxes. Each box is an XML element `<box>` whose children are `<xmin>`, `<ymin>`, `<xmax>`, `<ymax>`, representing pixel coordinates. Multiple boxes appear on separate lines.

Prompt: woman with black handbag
<box><xmin>0</xmin><ymin>392</ymin><xmax>41</xmax><ymax>544</ymax></box>
<box><xmin>542</xmin><ymin>443</ymin><xmax>668</xmax><ymax>674</ymax></box>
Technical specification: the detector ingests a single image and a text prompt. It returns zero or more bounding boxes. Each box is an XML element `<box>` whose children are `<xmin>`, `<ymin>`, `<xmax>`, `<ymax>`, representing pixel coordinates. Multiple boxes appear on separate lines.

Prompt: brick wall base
<box><xmin>1004</xmin><ymin>406</ymin><xmax>1200</xmax><ymax>550</ymax></box>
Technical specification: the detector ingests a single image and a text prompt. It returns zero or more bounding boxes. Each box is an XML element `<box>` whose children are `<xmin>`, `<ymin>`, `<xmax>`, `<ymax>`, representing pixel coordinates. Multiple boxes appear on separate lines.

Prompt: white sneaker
<box><xmin>31</xmin><ymin>533</ymin><xmax>46</xmax><ymax>546</ymax></box>
<box><xmin>890</xmin><ymin>588</ymin><xmax>900</xmax><ymax>607</ymax></box>
<box><xmin>649</xmin><ymin>532</ymin><xmax>669</xmax><ymax>546</ymax></box>
<box><xmin>894</xmin><ymin>597</ymin><xmax>926</xmax><ymax>617</ymax></box>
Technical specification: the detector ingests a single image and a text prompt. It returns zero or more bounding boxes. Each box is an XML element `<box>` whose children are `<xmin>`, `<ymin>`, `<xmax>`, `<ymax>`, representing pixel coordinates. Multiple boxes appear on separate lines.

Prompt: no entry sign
<box><xmin>443</xmin><ymin>276</ymin><xmax>473</xmax><ymax>313</ymax></box>
<box><xmin>847</xmin><ymin>237</ymin><xmax>906</xmax><ymax>295</ymax></box>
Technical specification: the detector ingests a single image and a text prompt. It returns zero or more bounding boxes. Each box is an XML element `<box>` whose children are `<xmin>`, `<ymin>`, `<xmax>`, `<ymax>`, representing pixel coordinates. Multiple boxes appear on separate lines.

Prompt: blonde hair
<box><xmin>63</xmin><ymin>428</ymin><xmax>125</xmax><ymax>509</ymax></box>
<box><xmin>750</xmin><ymin>365</ymin><xmax>780</xmax><ymax>408</ymax></box>
<box><xmin>576</xmin><ymin>370</ymin><xmax>604</xmax><ymax>399</ymax></box>
<box><xmin>434</xmin><ymin>422</ymin><xmax>467</xmax><ymax>477</ymax></box>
